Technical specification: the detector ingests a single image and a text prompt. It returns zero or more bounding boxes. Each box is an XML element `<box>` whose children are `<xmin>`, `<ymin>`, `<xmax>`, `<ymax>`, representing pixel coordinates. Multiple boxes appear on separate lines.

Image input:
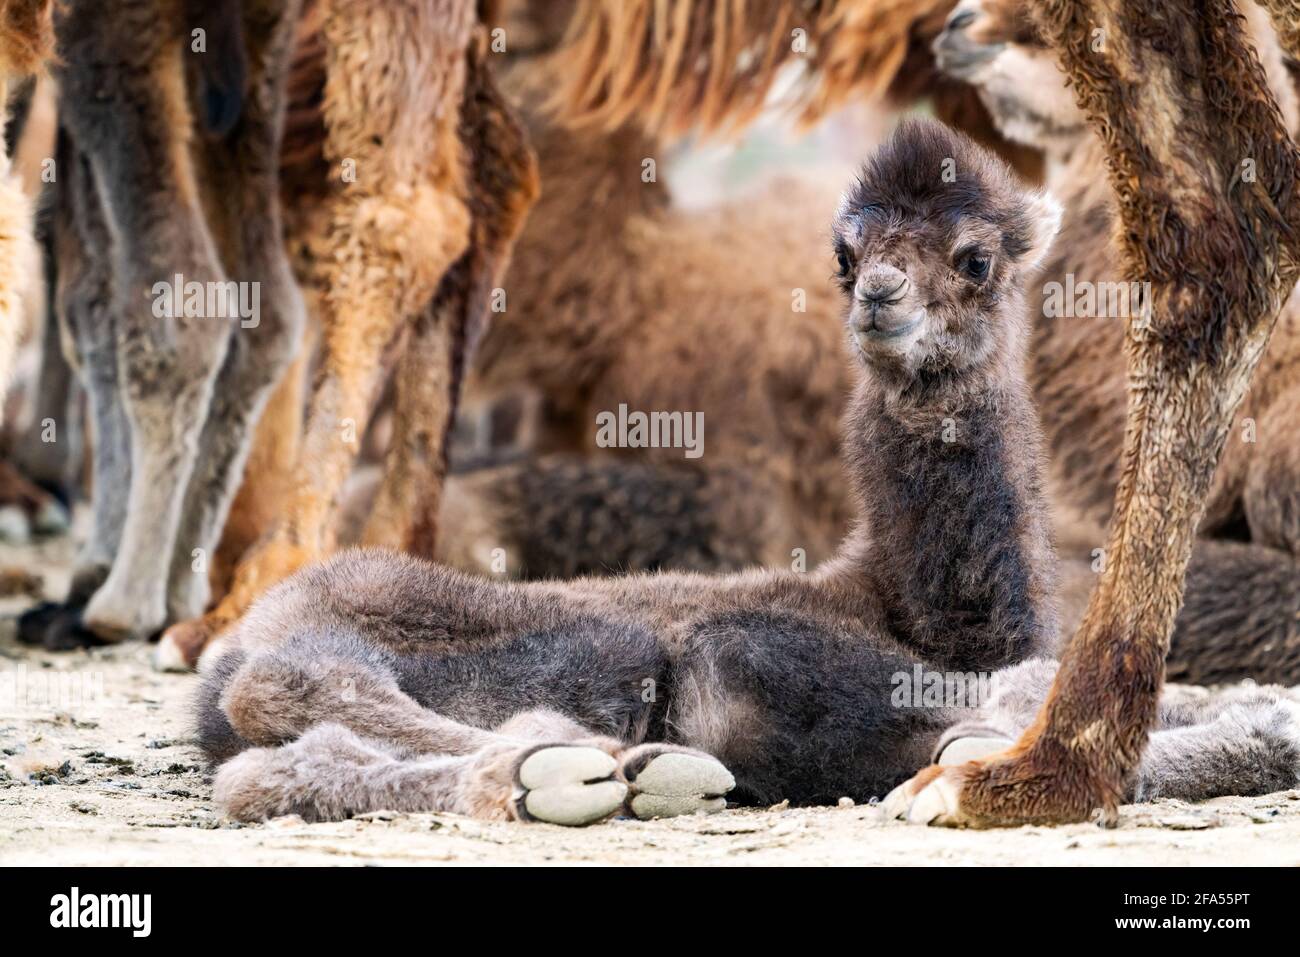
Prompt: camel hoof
<box><xmin>152</xmin><ymin>632</ymin><xmax>193</xmax><ymax>672</ymax></box>
<box><xmin>881</xmin><ymin>769</ymin><xmax>965</xmax><ymax>826</ymax></box>
<box><xmin>15</xmin><ymin>601</ymin><xmax>102</xmax><ymax>651</ymax></box>
<box><xmin>625</xmin><ymin>750</ymin><xmax>734</xmax><ymax>820</ymax></box>
<box><xmin>516</xmin><ymin>746</ymin><xmax>626</xmax><ymax>826</ymax></box>
<box><xmin>16</xmin><ymin>601</ymin><xmax>65</xmax><ymax>645</ymax></box>
<box><xmin>82</xmin><ymin>585</ymin><xmax>165</xmax><ymax>643</ymax></box>
<box><xmin>154</xmin><ymin>617</ymin><xmax>221</xmax><ymax>672</ymax></box>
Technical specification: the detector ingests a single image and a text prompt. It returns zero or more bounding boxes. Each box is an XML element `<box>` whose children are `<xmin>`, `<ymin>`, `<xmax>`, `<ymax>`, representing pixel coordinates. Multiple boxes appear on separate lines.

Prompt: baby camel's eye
<box><xmin>836</xmin><ymin>250</ymin><xmax>853</xmax><ymax>277</ymax></box>
<box><xmin>958</xmin><ymin>251</ymin><xmax>991</xmax><ymax>282</ymax></box>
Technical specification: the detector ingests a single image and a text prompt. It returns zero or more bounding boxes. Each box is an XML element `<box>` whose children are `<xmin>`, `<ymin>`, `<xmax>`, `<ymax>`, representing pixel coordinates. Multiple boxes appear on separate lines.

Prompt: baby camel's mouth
<box><xmin>856</xmin><ymin>311</ymin><xmax>923</xmax><ymax>347</ymax></box>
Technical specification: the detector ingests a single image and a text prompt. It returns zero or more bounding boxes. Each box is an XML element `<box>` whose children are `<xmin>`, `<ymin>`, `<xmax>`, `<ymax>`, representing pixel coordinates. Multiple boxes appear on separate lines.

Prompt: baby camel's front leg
<box><xmin>214</xmin><ymin>701</ymin><xmax>733</xmax><ymax>826</ymax></box>
<box><xmin>214</xmin><ymin>725</ymin><xmax>627</xmax><ymax>824</ymax></box>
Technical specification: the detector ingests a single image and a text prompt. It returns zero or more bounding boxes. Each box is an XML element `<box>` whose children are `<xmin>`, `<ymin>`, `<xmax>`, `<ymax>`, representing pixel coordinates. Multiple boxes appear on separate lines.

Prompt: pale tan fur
<box><xmin>0</xmin><ymin>0</ymin><xmax>51</xmax><ymax>415</ymax></box>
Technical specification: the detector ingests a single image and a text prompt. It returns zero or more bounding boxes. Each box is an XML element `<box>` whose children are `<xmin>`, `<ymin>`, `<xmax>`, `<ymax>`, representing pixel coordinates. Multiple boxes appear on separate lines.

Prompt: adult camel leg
<box><xmin>931</xmin><ymin>659</ymin><xmax>1300</xmax><ymax>802</ymax></box>
<box><xmin>159</xmin><ymin>0</ymin><xmax>483</xmax><ymax>665</ymax></box>
<box><xmin>886</xmin><ymin>0</ymin><xmax>1300</xmax><ymax>825</ymax></box>
<box><xmin>16</xmin><ymin>137</ymin><xmax>134</xmax><ymax>650</ymax></box>
<box><xmin>159</xmin><ymin>0</ymin><xmax>307</xmax><ymax>642</ymax></box>
<box><xmin>55</xmin><ymin>0</ymin><xmax>236</xmax><ymax>641</ymax></box>
<box><xmin>363</xmin><ymin>33</ymin><xmax>540</xmax><ymax>554</ymax></box>
<box><xmin>209</xmin><ymin>350</ymin><xmax>307</xmax><ymax>602</ymax></box>
<box><xmin>9</xmin><ymin>241</ymin><xmax>80</xmax><ymax>516</ymax></box>
<box><xmin>0</xmin><ymin>2</ymin><xmax>51</xmax><ymax>410</ymax></box>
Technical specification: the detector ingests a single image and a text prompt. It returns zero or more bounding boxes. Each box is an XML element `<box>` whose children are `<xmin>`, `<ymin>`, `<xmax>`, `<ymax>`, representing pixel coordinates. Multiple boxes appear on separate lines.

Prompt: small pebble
<box><xmin>837</xmin><ymin>796</ymin><xmax>855</xmax><ymax>808</ymax></box>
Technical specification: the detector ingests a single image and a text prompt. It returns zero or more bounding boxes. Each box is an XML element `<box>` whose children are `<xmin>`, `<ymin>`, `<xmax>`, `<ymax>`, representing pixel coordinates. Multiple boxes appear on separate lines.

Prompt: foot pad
<box><xmin>628</xmin><ymin>751</ymin><xmax>734</xmax><ymax>820</ymax></box>
<box><xmin>517</xmin><ymin>746</ymin><xmax>627</xmax><ymax>826</ymax></box>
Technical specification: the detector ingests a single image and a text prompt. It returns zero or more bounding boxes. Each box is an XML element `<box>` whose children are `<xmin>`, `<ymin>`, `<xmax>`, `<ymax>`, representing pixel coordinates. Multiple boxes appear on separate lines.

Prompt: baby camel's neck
<box><xmin>824</xmin><ymin>361</ymin><xmax>1059</xmax><ymax>673</ymax></box>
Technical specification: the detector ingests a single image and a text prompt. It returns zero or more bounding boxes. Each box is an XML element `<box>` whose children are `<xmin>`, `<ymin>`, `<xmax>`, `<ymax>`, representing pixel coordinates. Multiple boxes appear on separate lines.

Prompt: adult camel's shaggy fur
<box><xmin>933</xmin><ymin>0</ymin><xmax>1300</xmax><ymax>685</ymax></box>
<box><xmin>885</xmin><ymin>0</ymin><xmax>1300</xmax><ymax>827</ymax></box>
<box><xmin>154</xmin><ymin>0</ymin><xmax>541</xmax><ymax>668</ymax></box>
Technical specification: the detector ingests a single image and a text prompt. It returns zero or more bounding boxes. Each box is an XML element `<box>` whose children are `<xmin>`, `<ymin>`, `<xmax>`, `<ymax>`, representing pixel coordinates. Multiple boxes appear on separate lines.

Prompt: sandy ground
<box><xmin>2</xmin><ymin>532</ymin><xmax>1300</xmax><ymax>867</ymax></box>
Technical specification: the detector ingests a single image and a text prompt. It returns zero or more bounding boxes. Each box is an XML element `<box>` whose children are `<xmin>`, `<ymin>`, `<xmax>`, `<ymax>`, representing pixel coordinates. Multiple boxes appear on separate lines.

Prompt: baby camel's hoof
<box><xmin>623</xmin><ymin>749</ymin><xmax>734</xmax><ymax>820</ymax></box>
<box><xmin>515</xmin><ymin>746</ymin><xmax>627</xmax><ymax>826</ymax></box>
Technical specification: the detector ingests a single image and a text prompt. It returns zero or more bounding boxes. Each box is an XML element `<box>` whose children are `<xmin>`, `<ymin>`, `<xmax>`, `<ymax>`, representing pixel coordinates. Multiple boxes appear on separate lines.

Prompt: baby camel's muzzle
<box><xmin>852</xmin><ymin>266</ymin><xmax>921</xmax><ymax>343</ymax></box>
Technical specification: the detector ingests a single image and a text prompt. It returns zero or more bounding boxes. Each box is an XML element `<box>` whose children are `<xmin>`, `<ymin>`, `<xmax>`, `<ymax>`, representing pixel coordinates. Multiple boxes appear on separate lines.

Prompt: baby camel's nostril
<box><xmin>859</xmin><ymin>274</ymin><xmax>910</xmax><ymax>304</ymax></box>
<box><xmin>946</xmin><ymin>9</ymin><xmax>976</xmax><ymax>30</ymax></box>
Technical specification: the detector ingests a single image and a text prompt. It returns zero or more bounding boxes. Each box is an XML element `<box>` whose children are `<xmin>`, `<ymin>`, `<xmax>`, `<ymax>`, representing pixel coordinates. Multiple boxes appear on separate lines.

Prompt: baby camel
<box><xmin>195</xmin><ymin>121</ymin><xmax>1300</xmax><ymax>824</ymax></box>
<box><xmin>196</xmin><ymin>120</ymin><xmax>1060</xmax><ymax>819</ymax></box>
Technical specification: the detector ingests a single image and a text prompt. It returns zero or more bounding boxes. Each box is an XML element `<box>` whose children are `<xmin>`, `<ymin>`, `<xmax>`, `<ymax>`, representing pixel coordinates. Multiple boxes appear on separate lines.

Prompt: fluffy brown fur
<box><xmin>0</xmin><ymin>0</ymin><xmax>51</xmax><ymax>78</ymax></box>
<box><xmin>546</xmin><ymin>0</ymin><xmax>1041</xmax><ymax>181</ymax></box>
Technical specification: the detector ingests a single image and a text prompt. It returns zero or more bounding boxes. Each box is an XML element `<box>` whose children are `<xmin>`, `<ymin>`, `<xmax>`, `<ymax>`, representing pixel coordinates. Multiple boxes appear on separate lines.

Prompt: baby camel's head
<box><xmin>834</xmin><ymin>118</ymin><xmax>1059</xmax><ymax>388</ymax></box>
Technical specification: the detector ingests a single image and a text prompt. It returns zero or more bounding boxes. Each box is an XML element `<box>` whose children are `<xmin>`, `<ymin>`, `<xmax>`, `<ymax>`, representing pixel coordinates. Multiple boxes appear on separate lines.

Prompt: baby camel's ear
<box><xmin>1019</xmin><ymin>189</ymin><xmax>1063</xmax><ymax>273</ymax></box>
